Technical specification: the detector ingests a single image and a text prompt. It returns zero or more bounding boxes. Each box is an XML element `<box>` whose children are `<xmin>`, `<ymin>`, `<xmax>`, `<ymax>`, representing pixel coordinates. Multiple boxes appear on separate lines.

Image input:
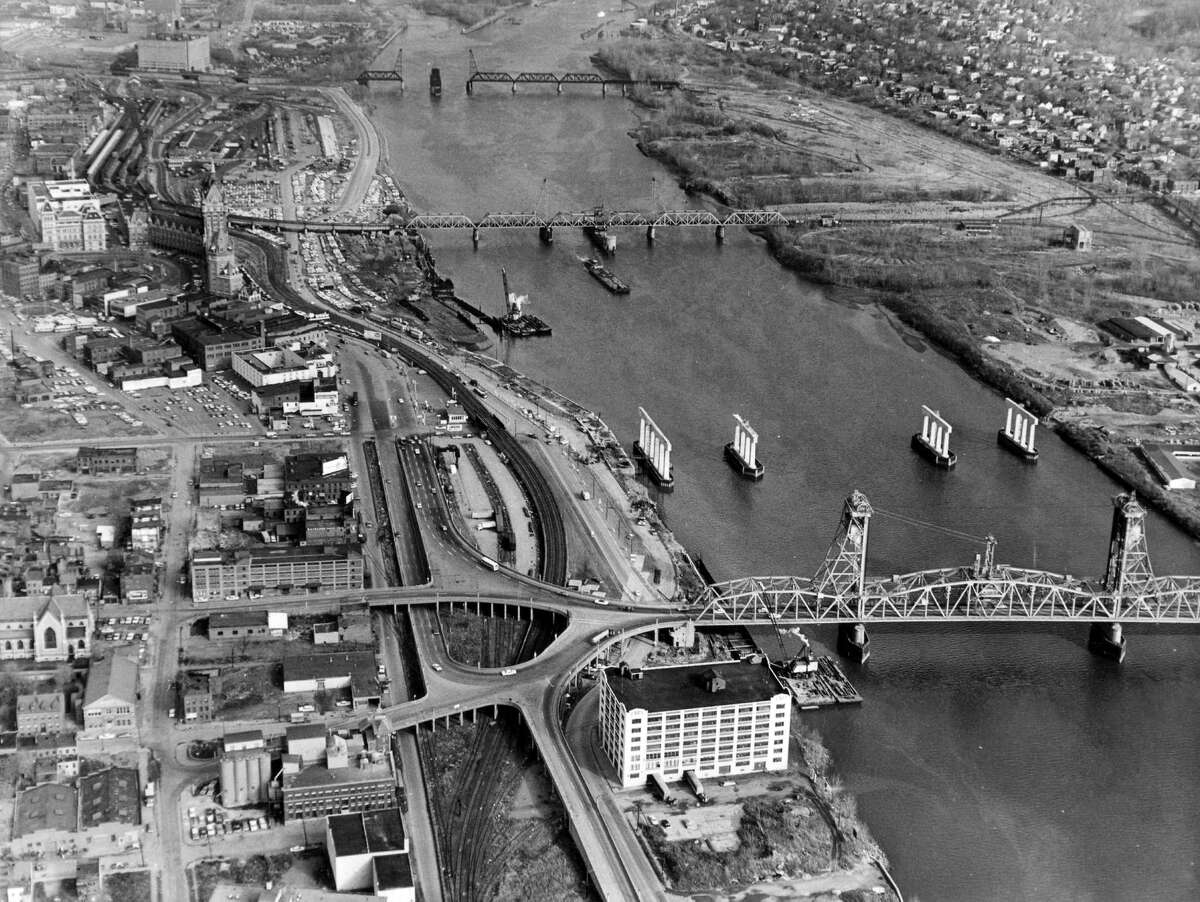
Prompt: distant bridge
<box><xmin>227</xmin><ymin>208</ymin><xmax>792</xmax><ymax>243</ymax></box>
<box><xmin>467</xmin><ymin>69</ymin><xmax>681</xmax><ymax>95</ymax></box>
<box><xmin>692</xmin><ymin>490</ymin><xmax>1194</xmax><ymax>662</ymax></box>
<box><xmin>465</xmin><ymin>49</ymin><xmax>680</xmax><ymax>96</ymax></box>
<box><xmin>356</xmin><ymin>69</ymin><xmax>403</xmax><ymax>87</ymax></box>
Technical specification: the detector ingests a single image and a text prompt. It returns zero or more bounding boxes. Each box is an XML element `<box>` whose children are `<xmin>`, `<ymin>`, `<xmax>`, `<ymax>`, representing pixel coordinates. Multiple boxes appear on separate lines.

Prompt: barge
<box><xmin>583</xmin><ymin>257</ymin><xmax>630</xmax><ymax>294</ymax></box>
<box><xmin>997</xmin><ymin>428</ymin><xmax>1038</xmax><ymax>462</ymax></box>
<box><xmin>498</xmin><ymin>269</ymin><xmax>551</xmax><ymax>337</ymax></box>
<box><xmin>911</xmin><ymin>432</ymin><xmax>957</xmax><ymax>468</ymax></box>
<box><xmin>633</xmin><ymin>441</ymin><xmax>674</xmax><ymax>491</ymax></box>
<box><xmin>724</xmin><ymin>441</ymin><xmax>765</xmax><ymax>479</ymax></box>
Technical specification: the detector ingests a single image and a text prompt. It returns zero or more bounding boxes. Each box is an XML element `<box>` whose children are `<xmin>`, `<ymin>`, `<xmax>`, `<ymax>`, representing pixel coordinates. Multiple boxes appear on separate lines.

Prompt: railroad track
<box><xmin>370</xmin><ymin>331</ymin><xmax>568</xmax><ymax>585</ymax></box>
<box><xmin>362</xmin><ymin>439</ymin><xmax>402</xmax><ymax>586</ymax></box>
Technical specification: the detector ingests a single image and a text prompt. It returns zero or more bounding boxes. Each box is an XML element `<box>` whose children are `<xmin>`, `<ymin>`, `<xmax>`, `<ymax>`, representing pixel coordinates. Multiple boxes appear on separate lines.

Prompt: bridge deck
<box><xmin>697</xmin><ymin>569</ymin><xmax>1200</xmax><ymax>625</ymax></box>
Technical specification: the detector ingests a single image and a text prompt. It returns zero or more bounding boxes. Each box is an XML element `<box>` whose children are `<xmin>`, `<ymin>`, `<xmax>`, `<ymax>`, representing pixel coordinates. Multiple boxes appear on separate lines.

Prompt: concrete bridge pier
<box><xmin>837</xmin><ymin>622</ymin><xmax>870</xmax><ymax>663</ymax></box>
<box><xmin>556</xmin><ymin>82</ymin><xmax>562</xmax><ymax>94</ymax></box>
<box><xmin>715</xmin><ymin>224</ymin><xmax>726</xmax><ymax>242</ymax></box>
<box><xmin>471</xmin><ymin>227</ymin><xmax>480</xmax><ymax>248</ymax></box>
<box><xmin>1087</xmin><ymin>622</ymin><xmax>1127</xmax><ymax>662</ymax></box>
<box><xmin>539</xmin><ymin>225</ymin><xmax>553</xmax><ymax>244</ymax></box>
<box><xmin>646</xmin><ymin>225</ymin><xmax>656</xmax><ymax>243</ymax></box>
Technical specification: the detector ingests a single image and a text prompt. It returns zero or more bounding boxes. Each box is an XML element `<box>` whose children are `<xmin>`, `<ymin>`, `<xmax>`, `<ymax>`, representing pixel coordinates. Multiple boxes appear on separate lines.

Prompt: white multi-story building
<box><xmin>597</xmin><ymin>660</ymin><xmax>791</xmax><ymax>789</ymax></box>
<box><xmin>232</xmin><ymin>347</ymin><xmax>336</xmax><ymax>388</ymax></box>
<box><xmin>136</xmin><ymin>34</ymin><xmax>210</xmax><ymax>72</ymax></box>
<box><xmin>26</xmin><ymin>179</ymin><xmax>106</xmax><ymax>252</ymax></box>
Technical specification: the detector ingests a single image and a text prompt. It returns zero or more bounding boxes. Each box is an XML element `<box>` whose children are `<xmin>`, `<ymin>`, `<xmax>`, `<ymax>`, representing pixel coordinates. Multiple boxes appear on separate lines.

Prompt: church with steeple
<box><xmin>201</xmin><ymin>179</ymin><xmax>244</xmax><ymax>297</ymax></box>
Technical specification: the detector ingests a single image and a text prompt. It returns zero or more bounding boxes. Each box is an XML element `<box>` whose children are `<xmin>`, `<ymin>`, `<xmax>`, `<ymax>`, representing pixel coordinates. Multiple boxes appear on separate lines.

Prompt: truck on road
<box><xmin>590</xmin><ymin>629</ymin><xmax>611</xmax><ymax>645</ymax></box>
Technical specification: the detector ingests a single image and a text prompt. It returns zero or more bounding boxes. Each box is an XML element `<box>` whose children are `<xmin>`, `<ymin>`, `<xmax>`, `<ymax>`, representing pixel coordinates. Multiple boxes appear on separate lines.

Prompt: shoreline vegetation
<box><xmin>597</xmin><ymin>33</ymin><xmax>1200</xmax><ymax>542</ymax></box>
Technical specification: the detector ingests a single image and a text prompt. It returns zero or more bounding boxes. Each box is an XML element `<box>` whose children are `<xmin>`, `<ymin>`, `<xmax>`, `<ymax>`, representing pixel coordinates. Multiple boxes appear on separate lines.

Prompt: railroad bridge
<box><xmin>694</xmin><ymin>490</ymin><xmax>1190</xmax><ymax>663</ymax></box>
<box><xmin>228</xmin><ymin>207</ymin><xmax>790</xmax><ymax>245</ymax></box>
<box><xmin>465</xmin><ymin>50</ymin><xmax>680</xmax><ymax>96</ymax></box>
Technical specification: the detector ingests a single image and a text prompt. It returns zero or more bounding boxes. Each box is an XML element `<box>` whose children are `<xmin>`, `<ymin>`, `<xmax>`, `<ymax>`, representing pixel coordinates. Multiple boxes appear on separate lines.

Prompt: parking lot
<box><xmin>128</xmin><ymin>378</ymin><xmax>263</xmax><ymax>436</ymax></box>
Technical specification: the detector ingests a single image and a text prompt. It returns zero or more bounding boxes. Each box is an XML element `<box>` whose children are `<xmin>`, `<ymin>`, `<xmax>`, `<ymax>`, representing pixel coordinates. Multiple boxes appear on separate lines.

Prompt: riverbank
<box><xmin>601</xmin><ymin>30</ymin><xmax>1200</xmax><ymax>547</ymax></box>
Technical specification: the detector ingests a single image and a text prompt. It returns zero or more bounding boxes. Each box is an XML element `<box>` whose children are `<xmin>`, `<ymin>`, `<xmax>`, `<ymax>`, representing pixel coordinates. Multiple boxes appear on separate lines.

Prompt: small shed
<box><xmin>1063</xmin><ymin>224</ymin><xmax>1093</xmax><ymax>250</ymax></box>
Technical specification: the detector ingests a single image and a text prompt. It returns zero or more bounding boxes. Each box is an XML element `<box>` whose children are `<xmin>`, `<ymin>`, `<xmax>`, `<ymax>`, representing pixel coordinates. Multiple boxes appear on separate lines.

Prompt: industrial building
<box><xmin>76</xmin><ymin>446</ymin><xmax>138</xmax><ymax>474</ymax></box>
<box><xmin>232</xmin><ymin>347</ymin><xmax>337</xmax><ymax>388</ymax></box>
<box><xmin>25</xmin><ymin>179</ymin><xmax>106</xmax><ymax>252</ymax></box>
<box><xmin>180</xmin><ymin>672</ymin><xmax>213</xmax><ymax>722</ymax></box>
<box><xmin>189</xmin><ymin>545</ymin><xmax>363</xmax><ymax>602</ymax></box>
<box><xmin>325</xmin><ymin>808</ymin><xmax>412</xmax><ymax>900</ymax></box>
<box><xmin>281</xmin><ymin>651</ymin><xmax>378</xmax><ymax>707</ymax></box>
<box><xmin>597</xmin><ymin>660</ymin><xmax>792</xmax><ymax>789</ymax></box>
<box><xmin>281</xmin><ymin>728</ymin><xmax>396</xmax><ymax>821</ymax></box>
<box><xmin>219</xmin><ymin>745</ymin><xmax>272</xmax><ymax>807</ymax></box>
<box><xmin>136</xmin><ymin>33</ymin><xmax>211</xmax><ymax>72</ymax></box>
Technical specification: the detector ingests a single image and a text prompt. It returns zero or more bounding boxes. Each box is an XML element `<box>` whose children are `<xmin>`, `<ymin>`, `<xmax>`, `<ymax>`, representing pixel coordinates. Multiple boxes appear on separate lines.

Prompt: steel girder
<box><xmin>514</xmin><ymin>72</ymin><xmax>559</xmax><ymax>84</ymax></box>
<box><xmin>692</xmin><ymin>568</ymin><xmax>1200</xmax><ymax>625</ymax></box>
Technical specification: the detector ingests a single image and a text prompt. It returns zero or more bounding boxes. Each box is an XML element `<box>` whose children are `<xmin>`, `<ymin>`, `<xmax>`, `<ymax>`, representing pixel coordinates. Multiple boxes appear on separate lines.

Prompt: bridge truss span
<box><xmin>693</xmin><ymin>491</ymin><xmax>1200</xmax><ymax>642</ymax></box>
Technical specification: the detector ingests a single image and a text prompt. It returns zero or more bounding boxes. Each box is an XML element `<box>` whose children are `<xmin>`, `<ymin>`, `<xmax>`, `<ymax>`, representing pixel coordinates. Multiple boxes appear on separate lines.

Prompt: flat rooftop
<box><xmin>327</xmin><ymin>807</ymin><xmax>405</xmax><ymax>856</ymax></box>
<box><xmin>604</xmin><ymin>660</ymin><xmax>786</xmax><ymax>714</ymax></box>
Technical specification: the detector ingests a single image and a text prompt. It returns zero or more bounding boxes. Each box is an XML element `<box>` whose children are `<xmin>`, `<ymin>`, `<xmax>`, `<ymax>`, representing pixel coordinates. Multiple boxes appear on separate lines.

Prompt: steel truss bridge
<box><xmin>404</xmin><ymin>209</ymin><xmax>789</xmax><ymax>230</ymax></box>
<box><xmin>356</xmin><ymin>69</ymin><xmax>403</xmax><ymax>87</ymax></box>
<box><xmin>693</xmin><ymin>490</ymin><xmax>1192</xmax><ymax>660</ymax></box>
<box><xmin>466</xmin><ymin>69</ymin><xmax>681</xmax><ymax>95</ymax></box>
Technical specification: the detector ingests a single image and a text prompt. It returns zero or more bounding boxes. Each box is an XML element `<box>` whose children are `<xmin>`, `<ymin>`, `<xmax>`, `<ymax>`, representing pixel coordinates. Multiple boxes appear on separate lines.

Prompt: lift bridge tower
<box><xmin>1094</xmin><ymin>493</ymin><xmax>1155</xmax><ymax>662</ymax></box>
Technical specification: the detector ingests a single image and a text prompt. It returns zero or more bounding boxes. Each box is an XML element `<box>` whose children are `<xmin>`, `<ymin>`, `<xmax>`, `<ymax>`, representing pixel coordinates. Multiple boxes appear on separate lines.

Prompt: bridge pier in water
<box><xmin>837</xmin><ymin>623</ymin><xmax>870</xmax><ymax>663</ymax></box>
<box><xmin>539</xmin><ymin>225</ymin><xmax>553</xmax><ymax>244</ymax></box>
<box><xmin>716</xmin><ymin>224</ymin><xmax>726</xmax><ymax>242</ymax></box>
<box><xmin>1088</xmin><ymin>622</ymin><xmax>1126</xmax><ymax>662</ymax></box>
<box><xmin>471</xmin><ymin>227</ymin><xmax>480</xmax><ymax>248</ymax></box>
<box><xmin>646</xmin><ymin>225</ymin><xmax>655</xmax><ymax>243</ymax></box>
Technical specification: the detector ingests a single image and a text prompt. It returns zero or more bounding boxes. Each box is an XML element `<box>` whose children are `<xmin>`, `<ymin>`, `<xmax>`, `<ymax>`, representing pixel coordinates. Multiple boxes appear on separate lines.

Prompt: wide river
<box><xmin>369</xmin><ymin>4</ymin><xmax>1200</xmax><ymax>899</ymax></box>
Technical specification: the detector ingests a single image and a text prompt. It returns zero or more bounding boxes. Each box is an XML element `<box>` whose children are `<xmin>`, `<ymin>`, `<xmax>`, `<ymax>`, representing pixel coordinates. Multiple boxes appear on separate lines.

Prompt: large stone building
<box><xmin>26</xmin><ymin>179</ymin><xmax>106</xmax><ymax>252</ymax></box>
<box><xmin>201</xmin><ymin>180</ymin><xmax>243</xmax><ymax>297</ymax></box>
<box><xmin>597</xmin><ymin>660</ymin><xmax>792</xmax><ymax>789</ymax></box>
<box><xmin>189</xmin><ymin>545</ymin><xmax>363</xmax><ymax>602</ymax></box>
<box><xmin>0</xmin><ymin>595</ymin><xmax>94</xmax><ymax>662</ymax></box>
<box><xmin>136</xmin><ymin>33</ymin><xmax>210</xmax><ymax>72</ymax></box>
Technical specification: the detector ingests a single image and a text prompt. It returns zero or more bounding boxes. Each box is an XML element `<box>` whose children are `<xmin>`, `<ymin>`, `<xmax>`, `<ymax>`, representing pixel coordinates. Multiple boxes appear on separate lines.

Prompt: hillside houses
<box><xmin>668</xmin><ymin>0</ymin><xmax>1200</xmax><ymax>192</ymax></box>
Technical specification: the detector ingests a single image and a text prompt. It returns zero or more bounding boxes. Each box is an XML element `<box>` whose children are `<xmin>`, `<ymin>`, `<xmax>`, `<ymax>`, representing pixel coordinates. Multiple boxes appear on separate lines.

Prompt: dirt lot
<box><xmin>624</xmin><ymin>724</ymin><xmax>894</xmax><ymax>900</ymax></box>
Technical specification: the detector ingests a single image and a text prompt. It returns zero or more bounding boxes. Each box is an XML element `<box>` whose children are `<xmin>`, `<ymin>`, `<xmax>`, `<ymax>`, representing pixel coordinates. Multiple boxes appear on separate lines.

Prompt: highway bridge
<box><xmin>694</xmin><ymin>490</ymin><xmax>1186</xmax><ymax>662</ymax></box>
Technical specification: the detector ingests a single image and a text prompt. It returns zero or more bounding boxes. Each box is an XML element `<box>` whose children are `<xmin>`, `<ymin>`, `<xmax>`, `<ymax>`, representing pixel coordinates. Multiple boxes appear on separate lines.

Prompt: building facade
<box><xmin>190</xmin><ymin>545</ymin><xmax>363</xmax><ymax>602</ymax></box>
<box><xmin>597</xmin><ymin>661</ymin><xmax>791</xmax><ymax>789</ymax></box>
<box><xmin>0</xmin><ymin>595</ymin><xmax>94</xmax><ymax>662</ymax></box>
<box><xmin>16</xmin><ymin>692</ymin><xmax>69</xmax><ymax>736</ymax></box>
<box><xmin>82</xmin><ymin>655</ymin><xmax>138</xmax><ymax>736</ymax></box>
<box><xmin>76</xmin><ymin>446</ymin><xmax>138</xmax><ymax>474</ymax></box>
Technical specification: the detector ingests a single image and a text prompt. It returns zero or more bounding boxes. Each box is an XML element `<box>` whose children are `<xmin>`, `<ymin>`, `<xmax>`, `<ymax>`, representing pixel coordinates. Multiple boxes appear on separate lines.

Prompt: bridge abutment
<box><xmin>837</xmin><ymin>623</ymin><xmax>870</xmax><ymax>663</ymax></box>
<box><xmin>1087</xmin><ymin>622</ymin><xmax>1126</xmax><ymax>662</ymax></box>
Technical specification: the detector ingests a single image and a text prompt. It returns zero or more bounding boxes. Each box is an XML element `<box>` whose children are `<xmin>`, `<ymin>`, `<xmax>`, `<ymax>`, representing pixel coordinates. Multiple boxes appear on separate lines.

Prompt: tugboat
<box><xmin>429</xmin><ymin>67</ymin><xmax>442</xmax><ymax>97</ymax></box>
<box><xmin>497</xmin><ymin>269</ymin><xmax>551</xmax><ymax>337</ymax></box>
<box><xmin>583</xmin><ymin>257</ymin><xmax>630</xmax><ymax>294</ymax></box>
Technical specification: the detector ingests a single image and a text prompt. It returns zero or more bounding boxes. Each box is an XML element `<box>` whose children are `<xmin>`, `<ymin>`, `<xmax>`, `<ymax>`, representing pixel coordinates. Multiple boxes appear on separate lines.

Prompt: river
<box><xmin>368</xmin><ymin>4</ymin><xmax>1200</xmax><ymax>899</ymax></box>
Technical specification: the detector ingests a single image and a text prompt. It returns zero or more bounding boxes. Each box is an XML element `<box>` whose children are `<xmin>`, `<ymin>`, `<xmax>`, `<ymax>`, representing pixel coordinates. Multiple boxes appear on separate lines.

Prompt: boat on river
<box><xmin>583</xmin><ymin>257</ymin><xmax>630</xmax><ymax>294</ymax></box>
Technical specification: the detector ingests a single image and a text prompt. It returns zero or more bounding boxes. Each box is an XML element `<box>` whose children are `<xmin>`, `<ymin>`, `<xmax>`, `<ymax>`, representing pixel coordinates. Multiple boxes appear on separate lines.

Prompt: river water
<box><xmin>370</xmin><ymin>5</ymin><xmax>1200</xmax><ymax>899</ymax></box>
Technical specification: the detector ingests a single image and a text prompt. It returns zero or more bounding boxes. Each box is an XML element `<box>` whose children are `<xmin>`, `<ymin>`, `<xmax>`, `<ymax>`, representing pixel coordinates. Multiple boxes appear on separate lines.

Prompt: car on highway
<box><xmin>593</xmin><ymin>598</ymin><xmax>609</xmax><ymax>606</ymax></box>
<box><xmin>500</xmin><ymin>668</ymin><xmax>517</xmax><ymax>676</ymax></box>
<box><xmin>431</xmin><ymin>663</ymin><xmax>443</xmax><ymax>672</ymax></box>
